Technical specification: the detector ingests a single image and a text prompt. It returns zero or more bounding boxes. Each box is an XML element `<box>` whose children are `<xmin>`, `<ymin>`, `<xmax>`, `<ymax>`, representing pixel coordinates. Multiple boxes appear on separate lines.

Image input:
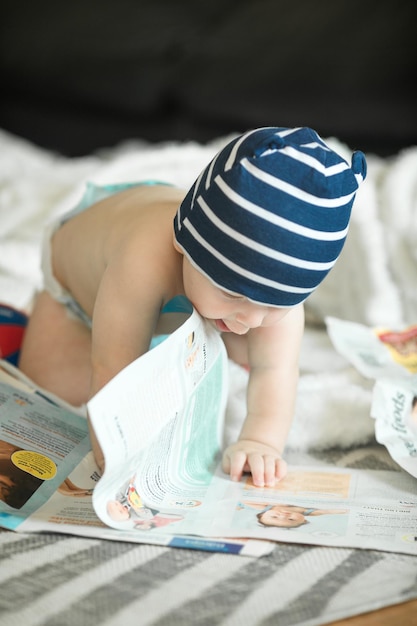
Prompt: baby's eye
<box><xmin>220</xmin><ymin>290</ymin><xmax>244</xmax><ymax>301</ymax></box>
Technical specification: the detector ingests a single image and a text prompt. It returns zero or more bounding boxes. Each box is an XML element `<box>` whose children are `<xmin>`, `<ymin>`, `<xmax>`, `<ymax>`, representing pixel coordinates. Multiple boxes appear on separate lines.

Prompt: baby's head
<box><xmin>106</xmin><ymin>499</ymin><xmax>130</xmax><ymax>521</ymax></box>
<box><xmin>174</xmin><ymin>127</ymin><xmax>366</xmax><ymax>307</ymax></box>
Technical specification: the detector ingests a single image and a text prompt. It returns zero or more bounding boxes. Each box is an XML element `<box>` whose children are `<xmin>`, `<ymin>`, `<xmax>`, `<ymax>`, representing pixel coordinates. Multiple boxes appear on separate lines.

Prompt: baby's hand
<box><xmin>222</xmin><ymin>439</ymin><xmax>287</xmax><ymax>487</ymax></box>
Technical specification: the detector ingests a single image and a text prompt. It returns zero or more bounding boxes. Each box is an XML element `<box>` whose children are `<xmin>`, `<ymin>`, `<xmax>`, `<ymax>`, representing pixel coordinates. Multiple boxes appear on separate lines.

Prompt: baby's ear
<box><xmin>173</xmin><ymin>235</ymin><xmax>184</xmax><ymax>254</ymax></box>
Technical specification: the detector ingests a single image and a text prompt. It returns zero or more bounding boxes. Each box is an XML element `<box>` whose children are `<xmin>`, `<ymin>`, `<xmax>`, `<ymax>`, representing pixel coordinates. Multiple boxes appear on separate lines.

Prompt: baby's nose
<box><xmin>235</xmin><ymin>307</ymin><xmax>265</xmax><ymax>329</ymax></box>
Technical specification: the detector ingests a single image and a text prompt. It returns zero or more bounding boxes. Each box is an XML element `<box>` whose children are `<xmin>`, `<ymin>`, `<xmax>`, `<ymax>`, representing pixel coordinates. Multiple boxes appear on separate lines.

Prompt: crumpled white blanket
<box><xmin>1</xmin><ymin>129</ymin><xmax>416</xmax><ymax>452</ymax></box>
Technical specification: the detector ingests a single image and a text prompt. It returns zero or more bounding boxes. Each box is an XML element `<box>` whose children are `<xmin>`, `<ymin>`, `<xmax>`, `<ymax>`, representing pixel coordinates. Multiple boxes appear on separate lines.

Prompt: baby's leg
<box><xmin>221</xmin><ymin>333</ymin><xmax>249</xmax><ymax>368</ymax></box>
<box><xmin>18</xmin><ymin>291</ymin><xmax>92</xmax><ymax>406</ymax></box>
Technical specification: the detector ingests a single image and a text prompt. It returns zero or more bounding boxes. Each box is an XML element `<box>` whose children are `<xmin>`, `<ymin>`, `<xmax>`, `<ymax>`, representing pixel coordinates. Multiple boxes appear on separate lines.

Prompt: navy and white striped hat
<box><xmin>174</xmin><ymin>126</ymin><xmax>367</xmax><ymax>307</ymax></box>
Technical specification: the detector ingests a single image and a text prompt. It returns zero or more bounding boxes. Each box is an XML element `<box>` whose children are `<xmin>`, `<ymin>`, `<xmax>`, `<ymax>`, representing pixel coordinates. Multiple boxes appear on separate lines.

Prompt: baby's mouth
<box><xmin>214</xmin><ymin>319</ymin><xmax>231</xmax><ymax>333</ymax></box>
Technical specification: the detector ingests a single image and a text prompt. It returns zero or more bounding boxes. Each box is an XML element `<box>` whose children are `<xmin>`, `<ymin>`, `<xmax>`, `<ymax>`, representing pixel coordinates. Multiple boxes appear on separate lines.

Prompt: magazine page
<box><xmin>0</xmin><ymin>375</ymin><xmax>91</xmax><ymax>530</ymax></box>
<box><xmin>88</xmin><ymin>305</ymin><xmax>229</xmax><ymax>529</ymax></box>
<box><xmin>325</xmin><ymin>316</ymin><xmax>417</xmax><ymax>478</ymax></box>
<box><xmin>325</xmin><ymin>316</ymin><xmax>417</xmax><ymax>380</ymax></box>
<box><xmin>371</xmin><ymin>379</ymin><xmax>417</xmax><ymax>478</ymax></box>
<box><xmin>172</xmin><ymin>464</ymin><xmax>417</xmax><ymax>555</ymax></box>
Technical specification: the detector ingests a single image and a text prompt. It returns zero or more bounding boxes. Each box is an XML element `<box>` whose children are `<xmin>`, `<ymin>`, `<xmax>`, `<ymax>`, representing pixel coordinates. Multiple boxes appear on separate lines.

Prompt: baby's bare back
<box><xmin>52</xmin><ymin>184</ymin><xmax>186</xmax><ymax>318</ymax></box>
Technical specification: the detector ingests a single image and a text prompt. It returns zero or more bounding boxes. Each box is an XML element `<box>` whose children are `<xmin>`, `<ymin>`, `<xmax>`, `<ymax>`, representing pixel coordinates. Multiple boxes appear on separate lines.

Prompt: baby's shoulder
<box><xmin>114</xmin><ymin>203</ymin><xmax>183</xmax><ymax>296</ymax></box>
<box><xmin>96</xmin><ymin>185</ymin><xmax>180</xmax><ymax>252</ymax></box>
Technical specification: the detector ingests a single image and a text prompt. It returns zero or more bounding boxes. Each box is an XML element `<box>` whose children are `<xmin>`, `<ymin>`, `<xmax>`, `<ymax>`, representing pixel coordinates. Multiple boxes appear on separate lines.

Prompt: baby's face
<box><xmin>260</xmin><ymin>506</ymin><xmax>306</xmax><ymax>528</ymax></box>
<box><xmin>181</xmin><ymin>257</ymin><xmax>288</xmax><ymax>334</ymax></box>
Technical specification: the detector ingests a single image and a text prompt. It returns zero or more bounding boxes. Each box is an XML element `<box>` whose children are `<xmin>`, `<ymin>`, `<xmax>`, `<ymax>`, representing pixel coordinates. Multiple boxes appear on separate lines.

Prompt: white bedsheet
<box><xmin>1</xmin><ymin>129</ymin><xmax>416</xmax><ymax>454</ymax></box>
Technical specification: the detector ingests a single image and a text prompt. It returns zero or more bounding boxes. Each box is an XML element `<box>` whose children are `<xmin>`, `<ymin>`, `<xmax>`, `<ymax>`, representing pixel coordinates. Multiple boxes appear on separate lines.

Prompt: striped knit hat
<box><xmin>174</xmin><ymin>126</ymin><xmax>367</xmax><ymax>307</ymax></box>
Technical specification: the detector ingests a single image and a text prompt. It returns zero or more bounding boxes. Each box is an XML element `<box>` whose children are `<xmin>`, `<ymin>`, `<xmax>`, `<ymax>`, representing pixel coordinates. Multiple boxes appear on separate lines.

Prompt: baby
<box><xmin>18</xmin><ymin>127</ymin><xmax>366</xmax><ymax>487</ymax></box>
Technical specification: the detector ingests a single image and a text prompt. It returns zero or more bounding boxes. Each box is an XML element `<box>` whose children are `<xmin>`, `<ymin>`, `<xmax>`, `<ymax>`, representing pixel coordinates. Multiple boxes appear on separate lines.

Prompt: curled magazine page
<box><xmin>371</xmin><ymin>379</ymin><xmax>417</xmax><ymax>478</ymax></box>
<box><xmin>325</xmin><ymin>316</ymin><xmax>417</xmax><ymax>380</ymax></box>
<box><xmin>326</xmin><ymin>316</ymin><xmax>417</xmax><ymax>478</ymax></box>
<box><xmin>88</xmin><ymin>305</ymin><xmax>229</xmax><ymax>532</ymax></box>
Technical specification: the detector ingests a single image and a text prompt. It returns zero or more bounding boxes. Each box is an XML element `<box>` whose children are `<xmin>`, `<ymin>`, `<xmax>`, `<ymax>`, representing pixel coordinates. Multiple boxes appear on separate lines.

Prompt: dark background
<box><xmin>1</xmin><ymin>0</ymin><xmax>416</xmax><ymax>157</ymax></box>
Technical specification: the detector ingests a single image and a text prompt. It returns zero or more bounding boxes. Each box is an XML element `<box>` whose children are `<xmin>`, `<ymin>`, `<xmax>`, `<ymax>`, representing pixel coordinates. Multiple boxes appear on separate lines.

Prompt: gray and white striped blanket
<box><xmin>1</xmin><ymin>446</ymin><xmax>417</xmax><ymax>626</ymax></box>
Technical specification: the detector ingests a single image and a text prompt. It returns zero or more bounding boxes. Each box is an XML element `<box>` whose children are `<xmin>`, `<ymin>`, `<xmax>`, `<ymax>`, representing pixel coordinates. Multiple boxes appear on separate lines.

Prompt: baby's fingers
<box><xmin>275</xmin><ymin>457</ymin><xmax>288</xmax><ymax>482</ymax></box>
<box><xmin>248</xmin><ymin>453</ymin><xmax>274</xmax><ymax>487</ymax></box>
<box><xmin>222</xmin><ymin>442</ymin><xmax>288</xmax><ymax>486</ymax></box>
<box><xmin>249</xmin><ymin>454</ymin><xmax>288</xmax><ymax>488</ymax></box>
<box><xmin>222</xmin><ymin>449</ymin><xmax>248</xmax><ymax>482</ymax></box>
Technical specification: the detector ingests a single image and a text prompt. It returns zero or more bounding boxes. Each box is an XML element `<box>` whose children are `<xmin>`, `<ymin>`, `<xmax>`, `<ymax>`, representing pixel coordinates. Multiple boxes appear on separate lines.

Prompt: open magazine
<box><xmin>0</xmin><ymin>306</ymin><xmax>416</xmax><ymax>557</ymax></box>
<box><xmin>326</xmin><ymin>316</ymin><xmax>417</xmax><ymax>479</ymax></box>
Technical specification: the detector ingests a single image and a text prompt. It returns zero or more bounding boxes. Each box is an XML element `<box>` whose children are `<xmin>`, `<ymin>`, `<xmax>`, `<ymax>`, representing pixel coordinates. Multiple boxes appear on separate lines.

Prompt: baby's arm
<box><xmin>222</xmin><ymin>304</ymin><xmax>304</xmax><ymax>487</ymax></box>
<box><xmin>87</xmin><ymin>246</ymin><xmax>165</xmax><ymax>469</ymax></box>
<box><xmin>89</xmin><ymin>245</ymin><xmax>163</xmax><ymax>396</ymax></box>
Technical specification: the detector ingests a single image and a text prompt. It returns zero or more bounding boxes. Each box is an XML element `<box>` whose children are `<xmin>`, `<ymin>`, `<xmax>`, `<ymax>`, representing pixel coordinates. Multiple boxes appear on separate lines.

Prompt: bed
<box><xmin>1</xmin><ymin>127</ymin><xmax>417</xmax><ymax>626</ymax></box>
